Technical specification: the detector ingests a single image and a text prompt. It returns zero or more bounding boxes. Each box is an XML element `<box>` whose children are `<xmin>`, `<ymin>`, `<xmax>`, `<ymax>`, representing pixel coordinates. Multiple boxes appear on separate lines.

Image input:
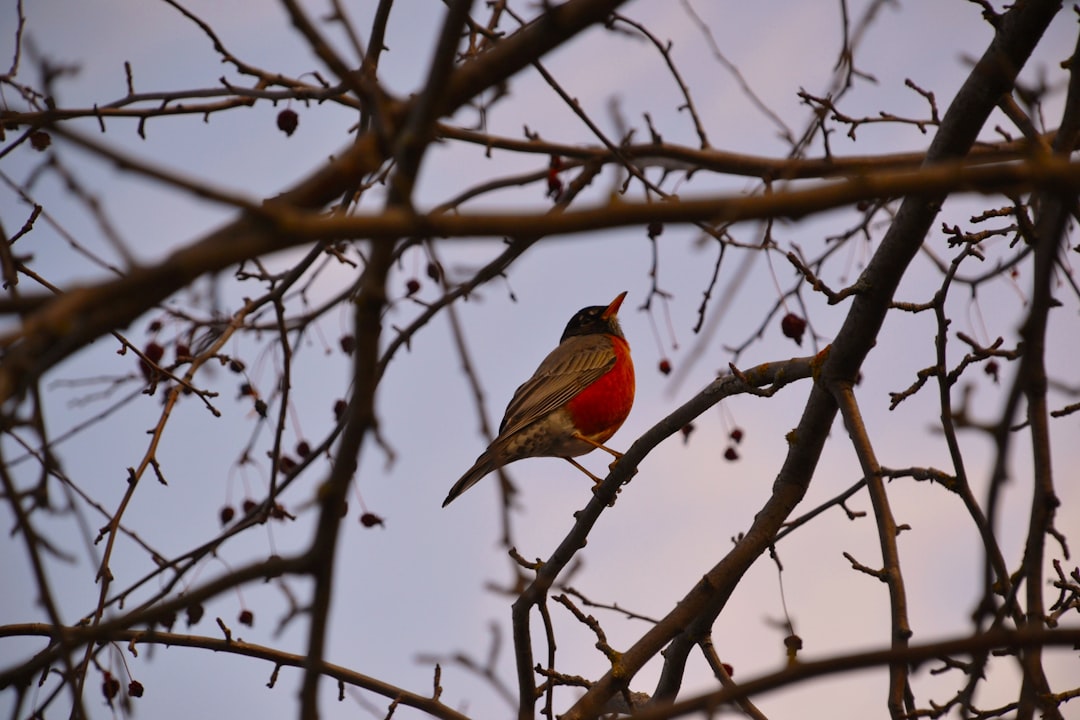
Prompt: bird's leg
<box><xmin>572</xmin><ymin>432</ymin><xmax>623</xmax><ymax>470</ymax></box>
<box><xmin>564</xmin><ymin>457</ymin><xmax>604</xmax><ymax>485</ymax></box>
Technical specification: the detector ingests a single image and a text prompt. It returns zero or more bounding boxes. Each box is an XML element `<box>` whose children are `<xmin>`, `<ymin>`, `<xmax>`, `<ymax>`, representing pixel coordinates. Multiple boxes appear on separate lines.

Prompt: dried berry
<box><xmin>229</xmin><ymin>358</ymin><xmax>246</xmax><ymax>373</ymax></box>
<box><xmin>426</xmin><ymin>261</ymin><xmax>443</xmax><ymax>282</ymax></box>
<box><xmin>658</xmin><ymin>358</ymin><xmax>672</xmax><ymax>375</ymax></box>
<box><xmin>219</xmin><ymin>505</ymin><xmax>236</xmax><ymax>526</ymax></box>
<box><xmin>729</xmin><ymin>428</ymin><xmax>744</xmax><ymax>444</ymax></box>
<box><xmin>29</xmin><ymin>130</ymin><xmax>51</xmax><ymax>151</ymax></box>
<box><xmin>647</xmin><ymin>221</ymin><xmax>663</xmax><ymax>239</ymax></box>
<box><xmin>186</xmin><ymin>602</ymin><xmax>205</xmax><ymax>626</ymax></box>
<box><xmin>296</xmin><ymin>441</ymin><xmax>311</xmax><ymax>457</ymax></box>
<box><xmin>128</xmin><ymin>680</ymin><xmax>144</xmax><ymax>698</ymax></box>
<box><xmin>276</xmin><ymin>108</ymin><xmax>298</xmax><ymax>136</ymax></box>
<box><xmin>238</xmin><ymin>609</ymin><xmax>254</xmax><ymax>626</ymax></box>
<box><xmin>139</xmin><ymin>342</ymin><xmax>165</xmax><ymax>381</ymax></box>
<box><xmin>158</xmin><ymin>610</ymin><xmax>177</xmax><ymax>631</ymax></box>
<box><xmin>102</xmin><ymin>672</ymin><xmax>121</xmax><ymax>702</ymax></box>
<box><xmin>242</xmin><ymin>498</ymin><xmax>258</xmax><ymax>514</ymax></box>
<box><xmin>724</xmin><ymin>446</ymin><xmax>739</xmax><ymax>461</ymax></box>
<box><xmin>254</xmin><ymin>398</ymin><xmax>268</xmax><ymax>418</ymax></box>
<box><xmin>333</xmin><ymin>399</ymin><xmax>348</xmax><ymax>420</ymax></box>
<box><xmin>359</xmin><ymin>512</ymin><xmax>385</xmax><ymax>528</ymax></box>
<box><xmin>546</xmin><ymin>155</ymin><xmax>563</xmax><ymax>199</ymax></box>
<box><xmin>680</xmin><ymin>423</ymin><xmax>695</xmax><ymax>444</ymax></box>
<box><xmin>405</xmin><ymin>278</ymin><xmax>421</xmax><ymax>295</ymax></box>
<box><xmin>780</xmin><ymin>313</ymin><xmax>807</xmax><ymax>346</ymax></box>
<box><xmin>278</xmin><ymin>455</ymin><xmax>296</xmax><ymax>473</ymax></box>
<box><xmin>984</xmin><ymin>359</ymin><xmax>999</xmax><ymax>383</ymax></box>
<box><xmin>175</xmin><ymin>343</ymin><xmax>191</xmax><ymax>361</ymax></box>
<box><xmin>339</xmin><ymin>334</ymin><xmax>356</xmax><ymax>355</ymax></box>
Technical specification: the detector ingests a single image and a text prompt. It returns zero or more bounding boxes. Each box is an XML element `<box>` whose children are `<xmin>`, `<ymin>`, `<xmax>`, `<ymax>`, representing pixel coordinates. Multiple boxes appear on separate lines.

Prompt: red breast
<box><xmin>563</xmin><ymin>334</ymin><xmax>634</xmax><ymax>444</ymax></box>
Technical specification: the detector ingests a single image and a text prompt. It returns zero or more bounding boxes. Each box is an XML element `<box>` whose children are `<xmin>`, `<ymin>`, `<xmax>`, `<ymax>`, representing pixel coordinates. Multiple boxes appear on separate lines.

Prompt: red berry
<box><xmin>724</xmin><ymin>446</ymin><xmax>739</xmax><ymax>461</ymax></box>
<box><xmin>333</xmin><ymin>399</ymin><xmax>348</xmax><ymax>420</ymax></box>
<box><xmin>360</xmin><ymin>512</ymin><xmax>384</xmax><ymax>528</ymax></box>
<box><xmin>780</xmin><ymin>313</ymin><xmax>807</xmax><ymax>346</ymax></box>
<box><xmin>984</xmin><ymin>359</ymin><xmax>999</xmax><ymax>383</ymax></box>
<box><xmin>242</xmin><ymin>498</ymin><xmax>258</xmax><ymax>514</ymax></box>
<box><xmin>339</xmin><ymin>334</ymin><xmax>356</xmax><ymax>355</ymax></box>
<box><xmin>405</xmin><ymin>278</ymin><xmax>421</xmax><ymax>295</ymax></box>
<box><xmin>175</xmin><ymin>343</ymin><xmax>191</xmax><ymax>361</ymax></box>
<box><xmin>140</xmin><ymin>342</ymin><xmax>165</xmax><ymax>381</ymax></box>
<box><xmin>276</xmin><ymin>108</ymin><xmax>298</xmax><ymax>136</ymax></box>
<box><xmin>426</xmin><ymin>262</ymin><xmax>442</xmax><ymax>282</ymax></box>
<box><xmin>296</xmin><ymin>441</ymin><xmax>311</xmax><ymax>457</ymax></box>
<box><xmin>219</xmin><ymin>505</ymin><xmax>235</xmax><ymax>525</ymax></box>
<box><xmin>128</xmin><ymin>680</ymin><xmax>144</xmax><ymax>698</ymax></box>
<box><xmin>186</xmin><ymin>602</ymin><xmax>204</xmax><ymax>626</ymax></box>
<box><xmin>102</xmin><ymin>672</ymin><xmax>120</xmax><ymax>702</ymax></box>
<box><xmin>729</xmin><ymin>428</ymin><xmax>744</xmax><ymax>444</ymax></box>
<box><xmin>238</xmin><ymin>609</ymin><xmax>254</xmax><ymax>626</ymax></box>
<box><xmin>29</xmin><ymin>130</ymin><xmax>51</xmax><ymax>151</ymax></box>
<box><xmin>278</xmin><ymin>455</ymin><xmax>296</xmax><ymax>472</ymax></box>
<box><xmin>658</xmin><ymin>358</ymin><xmax>672</xmax><ymax>375</ymax></box>
<box><xmin>680</xmin><ymin>423</ymin><xmax>695</xmax><ymax>443</ymax></box>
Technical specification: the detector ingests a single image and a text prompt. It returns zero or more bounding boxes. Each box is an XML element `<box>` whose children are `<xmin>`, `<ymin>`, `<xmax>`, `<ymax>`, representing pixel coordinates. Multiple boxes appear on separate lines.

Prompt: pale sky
<box><xmin>1</xmin><ymin>2</ymin><xmax>1078</xmax><ymax>718</ymax></box>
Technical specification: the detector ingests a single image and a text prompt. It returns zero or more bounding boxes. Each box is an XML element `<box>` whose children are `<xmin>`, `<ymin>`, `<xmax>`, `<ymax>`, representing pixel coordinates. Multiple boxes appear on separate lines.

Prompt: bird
<box><xmin>442</xmin><ymin>292</ymin><xmax>635</xmax><ymax>507</ymax></box>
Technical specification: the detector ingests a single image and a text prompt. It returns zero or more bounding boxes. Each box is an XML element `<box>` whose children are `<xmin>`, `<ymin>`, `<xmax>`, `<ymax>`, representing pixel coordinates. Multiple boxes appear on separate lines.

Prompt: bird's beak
<box><xmin>601</xmin><ymin>291</ymin><xmax>627</xmax><ymax>321</ymax></box>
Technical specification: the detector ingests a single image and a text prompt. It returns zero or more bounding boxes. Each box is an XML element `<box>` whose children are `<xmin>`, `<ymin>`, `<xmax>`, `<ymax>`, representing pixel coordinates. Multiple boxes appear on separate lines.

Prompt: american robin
<box><xmin>442</xmin><ymin>292</ymin><xmax>635</xmax><ymax>506</ymax></box>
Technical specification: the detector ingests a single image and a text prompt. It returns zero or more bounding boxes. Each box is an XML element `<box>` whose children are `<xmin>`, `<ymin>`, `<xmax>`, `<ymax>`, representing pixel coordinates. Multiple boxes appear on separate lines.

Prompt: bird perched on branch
<box><xmin>442</xmin><ymin>292</ymin><xmax>635</xmax><ymax>507</ymax></box>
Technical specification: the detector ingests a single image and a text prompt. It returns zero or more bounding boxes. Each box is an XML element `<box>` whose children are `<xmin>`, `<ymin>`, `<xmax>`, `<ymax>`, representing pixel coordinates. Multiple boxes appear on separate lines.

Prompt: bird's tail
<box><xmin>442</xmin><ymin>453</ymin><xmax>496</xmax><ymax>507</ymax></box>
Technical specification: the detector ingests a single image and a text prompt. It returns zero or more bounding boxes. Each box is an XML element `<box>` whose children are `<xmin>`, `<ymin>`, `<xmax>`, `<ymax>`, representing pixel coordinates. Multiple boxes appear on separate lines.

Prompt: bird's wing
<box><xmin>497</xmin><ymin>334</ymin><xmax>615</xmax><ymax>437</ymax></box>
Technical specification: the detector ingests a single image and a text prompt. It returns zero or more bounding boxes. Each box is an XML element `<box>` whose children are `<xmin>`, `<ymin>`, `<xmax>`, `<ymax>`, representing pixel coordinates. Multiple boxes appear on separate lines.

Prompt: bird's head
<box><xmin>560</xmin><ymin>291</ymin><xmax>627</xmax><ymax>341</ymax></box>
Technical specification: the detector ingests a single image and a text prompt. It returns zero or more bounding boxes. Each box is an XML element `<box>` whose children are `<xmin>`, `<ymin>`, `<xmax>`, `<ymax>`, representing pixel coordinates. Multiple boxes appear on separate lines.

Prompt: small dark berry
<box><xmin>276</xmin><ymin>108</ymin><xmax>299</xmax><ymax>136</ymax></box>
<box><xmin>296</xmin><ymin>441</ymin><xmax>311</xmax><ymax>457</ymax></box>
<box><xmin>360</xmin><ymin>512</ymin><xmax>385</xmax><ymax>528</ymax></box>
<box><xmin>278</xmin><ymin>455</ymin><xmax>296</xmax><ymax>473</ymax></box>
<box><xmin>219</xmin><ymin>505</ymin><xmax>235</xmax><ymax>525</ymax></box>
<box><xmin>159</xmin><ymin>611</ymin><xmax>177</xmax><ymax>631</ymax></box>
<box><xmin>147</xmin><ymin>319</ymin><xmax>163</xmax><ymax>333</ymax></box>
<box><xmin>984</xmin><ymin>359</ymin><xmax>999</xmax><ymax>383</ymax></box>
<box><xmin>405</xmin><ymin>278</ymin><xmax>421</xmax><ymax>295</ymax></box>
<box><xmin>729</xmin><ymin>428</ymin><xmax>744</xmax><ymax>444</ymax></box>
<box><xmin>229</xmin><ymin>358</ymin><xmax>246</xmax><ymax>373</ymax></box>
<box><xmin>780</xmin><ymin>313</ymin><xmax>807</xmax><ymax>346</ymax></box>
<box><xmin>238</xmin><ymin>382</ymin><xmax>253</xmax><ymax>398</ymax></box>
<box><xmin>339</xmin><ymin>334</ymin><xmax>356</xmax><ymax>355</ymax></box>
<box><xmin>175</xmin><ymin>343</ymin><xmax>191</xmax><ymax>361</ymax></box>
<box><xmin>426</xmin><ymin>261</ymin><xmax>443</xmax><ymax>282</ymax></box>
<box><xmin>128</xmin><ymin>680</ymin><xmax>144</xmax><ymax>698</ymax></box>
<box><xmin>254</xmin><ymin>398</ymin><xmax>268</xmax><ymax>417</ymax></box>
<box><xmin>242</xmin><ymin>498</ymin><xmax>258</xmax><ymax>514</ymax></box>
<box><xmin>724</xmin><ymin>446</ymin><xmax>739</xmax><ymax>461</ymax></box>
<box><xmin>270</xmin><ymin>503</ymin><xmax>287</xmax><ymax>520</ymax></box>
<box><xmin>721</xmin><ymin>663</ymin><xmax>735</xmax><ymax>677</ymax></box>
<box><xmin>140</xmin><ymin>342</ymin><xmax>165</xmax><ymax>381</ymax></box>
<box><xmin>333</xmin><ymin>399</ymin><xmax>348</xmax><ymax>420</ymax></box>
<box><xmin>680</xmin><ymin>424</ymin><xmax>695</xmax><ymax>444</ymax></box>
<box><xmin>647</xmin><ymin>221</ymin><xmax>663</xmax><ymax>239</ymax></box>
<box><xmin>658</xmin><ymin>358</ymin><xmax>672</xmax><ymax>375</ymax></box>
<box><xmin>238</xmin><ymin>609</ymin><xmax>254</xmax><ymax>626</ymax></box>
<box><xmin>186</xmin><ymin>603</ymin><xmax>204</xmax><ymax>626</ymax></box>
<box><xmin>102</xmin><ymin>672</ymin><xmax>121</xmax><ymax>702</ymax></box>
<box><xmin>29</xmin><ymin>130</ymin><xmax>51</xmax><ymax>151</ymax></box>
